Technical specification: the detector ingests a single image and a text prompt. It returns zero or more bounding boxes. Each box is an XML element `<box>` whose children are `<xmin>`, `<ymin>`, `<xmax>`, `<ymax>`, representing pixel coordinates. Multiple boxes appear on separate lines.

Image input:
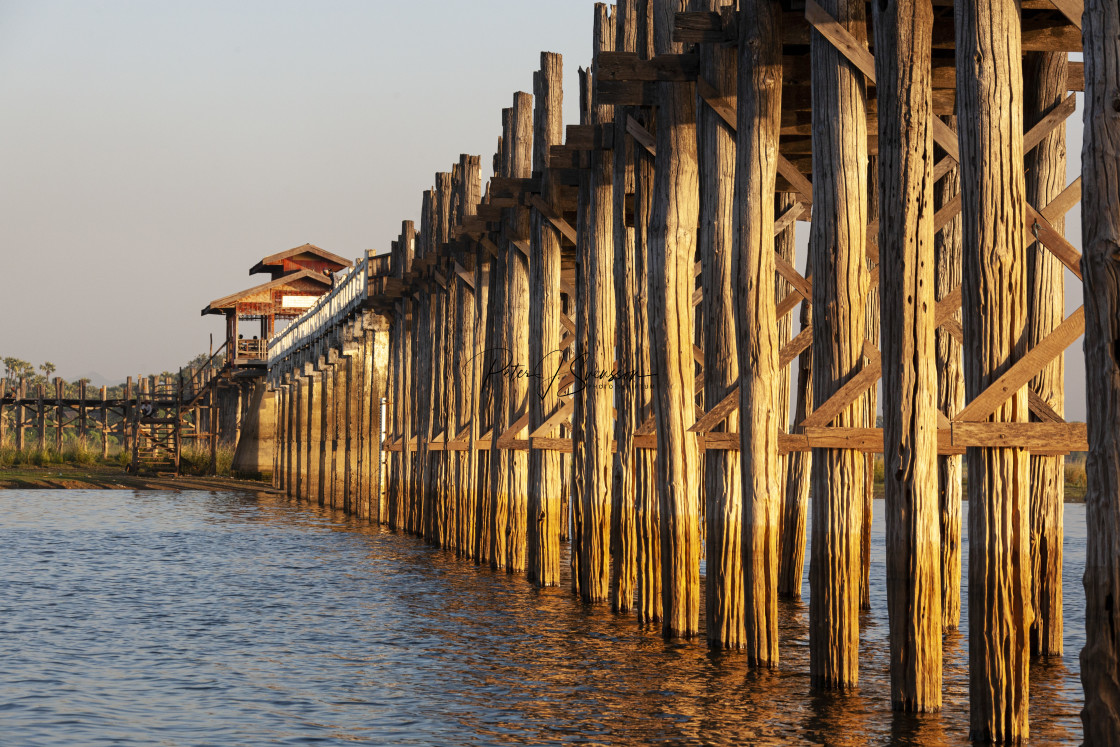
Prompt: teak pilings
<box><xmin>257</xmin><ymin>2</ymin><xmax>1109</xmax><ymax>743</ymax></box>
<box><xmin>1080</xmin><ymin>0</ymin><xmax>1120</xmax><ymax>740</ymax></box>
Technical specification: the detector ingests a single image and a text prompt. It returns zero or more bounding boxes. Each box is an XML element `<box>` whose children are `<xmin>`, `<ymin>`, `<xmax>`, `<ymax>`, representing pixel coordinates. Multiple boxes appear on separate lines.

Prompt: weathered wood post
<box><xmin>697</xmin><ymin>0</ymin><xmax>743</xmax><ymax>649</ymax></box>
<box><xmin>527</xmin><ymin>52</ymin><xmax>565</xmax><ymax>587</ymax></box>
<box><xmin>576</xmin><ymin>3</ymin><xmax>616</xmax><ymax>602</ymax></box>
<box><xmin>37</xmin><ymin>383</ymin><xmax>45</xmax><ymax>451</ymax></box>
<box><xmin>505</xmin><ymin>94</ymin><xmax>533</xmax><ymax>572</ymax></box>
<box><xmin>733</xmin><ymin>0</ymin><xmax>784</xmax><ymax>662</ymax></box>
<box><xmin>1079</xmin><ymin>0</ymin><xmax>1120</xmax><ymax>739</ymax></box>
<box><xmin>935</xmin><ymin>114</ymin><xmax>964</xmax><ymax>630</ymax></box>
<box><xmin>633</xmin><ymin>0</ymin><xmax>661</xmax><ymax>624</ymax></box>
<box><xmin>319</xmin><ymin>356</ymin><xmax>334</xmax><ymax>506</ymax></box>
<box><xmin>123</xmin><ymin>376</ymin><xmax>132</xmax><ymax>454</ymax></box>
<box><xmin>571</xmin><ymin>69</ymin><xmax>591</xmax><ymax>597</ymax></box>
<box><xmin>15</xmin><ymin>379</ymin><xmax>24</xmax><ymax>452</ymax></box>
<box><xmin>809</xmin><ymin>0</ymin><xmax>869</xmax><ymax>688</ymax></box>
<box><xmin>332</xmin><ymin>348</ymin><xmax>347</xmax><ymax>509</ymax></box>
<box><xmin>295</xmin><ymin>373</ymin><xmax>306</xmax><ymax>500</ymax></box>
<box><xmin>487</xmin><ymin>111</ymin><xmax>514</xmax><ymax>569</ymax></box>
<box><xmin>78</xmin><ymin>379</ymin><xmax>87</xmax><ymax>449</ymax></box>
<box><xmin>369</xmin><ymin>314</ymin><xmax>391</xmax><ymax>524</ymax></box>
<box><xmin>448</xmin><ymin>157</ymin><xmax>478</xmax><ymax>553</ymax></box>
<box><xmin>344</xmin><ymin>326</ymin><xmax>360</xmax><ymax>515</ymax></box>
<box><xmin>100</xmin><ymin>386</ymin><xmax>109</xmax><ymax>459</ymax></box>
<box><xmin>610</xmin><ymin>0</ymin><xmax>638</xmax><ymax>612</ymax></box>
<box><xmin>55</xmin><ymin>377</ymin><xmax>64</xmax><ymax>453</ymax></box>
<box><xmin>956</xmin><ymin>0</ymin><xmax>1032</xmax><ymax>737</ymax></box>
<box><xmin>1024</xmin><ymin>50</ymin><xmax>1067</xmax><ymax>658</ymax></box>
<box><xmin>649</xmin><ymin>0</ymin><xmax>700</xmax><ymax>638</ymax></box>
<box><xmin>874</xmin><ymin>0</ymin><xmax>942</xmax><ymax>711</ymax></box>
<box><xmin>306</xmin><ymin>362</ymin><xmax>322</xmax><ymax>503</ymax></box>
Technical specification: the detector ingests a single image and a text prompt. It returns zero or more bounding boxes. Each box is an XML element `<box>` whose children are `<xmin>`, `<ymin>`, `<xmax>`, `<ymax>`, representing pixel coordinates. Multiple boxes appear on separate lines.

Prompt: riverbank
<box><xmin>0</xmin><ymin>463</ymin><xmax>272</xmax><ymax>492</ymax></box>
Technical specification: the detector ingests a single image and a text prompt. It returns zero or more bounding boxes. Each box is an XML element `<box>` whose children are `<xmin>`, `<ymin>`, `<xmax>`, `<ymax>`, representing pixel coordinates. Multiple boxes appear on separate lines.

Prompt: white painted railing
<box><xmin>268</xmin><ymin>256</ymin><xmax>368</xmax><ymax>367</ymax></box>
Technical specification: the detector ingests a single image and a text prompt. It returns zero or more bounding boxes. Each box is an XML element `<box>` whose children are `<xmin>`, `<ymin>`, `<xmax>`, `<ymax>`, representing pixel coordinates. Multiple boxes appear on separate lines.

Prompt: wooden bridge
<box><xmin>259</xmin><ymin>0</ymin><xmax>1117</xmax><ymax>742</ymax></box>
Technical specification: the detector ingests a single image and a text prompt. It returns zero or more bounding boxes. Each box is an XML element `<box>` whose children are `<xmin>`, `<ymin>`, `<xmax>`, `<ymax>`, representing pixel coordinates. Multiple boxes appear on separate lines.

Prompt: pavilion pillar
<box><xmin>808</xmin><ymin>0</ymin><xmax>869</xmax><ymax>688</ymax></box>
<box><xmin>874</xmin><ymin>0</ymin><xmax>942</xmax><ymax>712</ymax></box>
<box><xmin>649</xmin><ymin>0</ymin><xmax>701</xmax><ymax>639</ymax></box>
<box><xmin>955</xmin><ymin>0</ymin><xmax>1032</xmax><ymax>738</ymax></box>
<box><xmin>1079</xmin><ymin>0</ymin><xmax>1120</xmax><ymax>739</ymax></box>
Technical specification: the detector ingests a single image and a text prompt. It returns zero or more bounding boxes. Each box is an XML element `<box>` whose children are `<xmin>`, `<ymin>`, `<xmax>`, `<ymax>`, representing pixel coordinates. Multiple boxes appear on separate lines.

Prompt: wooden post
<box><xmin>935</xmin><ymin>114</ymin><xmax>964</xmax><ymax>630</ymax></box>
<box><xmin>809</xmin><ymin>0</ymin><xmax>869</xmax><ymax>688</ymax></box>
<box><xmin>37</xmin><ymin>383</ymin><xmax>45</xmax><ymax>452</ymax></box>
<box><xmin>1024</xmin><ymin>50</ymin><xmax>1067</xmax><ymax>658</ymax></box>
<box><xmin>78</xmin><ymin>380</ymin><xmax>87</xmax><ymax>449</ymax></box>
<box><xmin>874</xmin><ymin>0</ymin><xmax>942</xmax><ymax>712</ymax></box>
<box><xmin>506</xmin><ymin>95</ymin><xmax>533</xmax><ymax>572</ymax></box>
<box><xmin>734</xmin><ymin>0</ymin><xmax>784</xmax><ymax>662</ymax></box>
<box><xmin>697</xmin><ymin>0</ymin><xmax>743</xmax><ymax>648</ymax></box>
<box><xmin>329</xmin><ymin>351</ymin><xmax>344</xmax><ymax>509</ymax></box>
<box><xmin>1079</xmin><ymin>0</ymin><xmax>1120</xmax><ymax>739</ymax></box>
<box><xmin>307</xmin><ymin>366</ymin><xmax>322</xmax><ymax>503</ymax></box>
<box><xmin>209</xmin><ymin>379</ymin><xmax>218</xmax><ymax>474</ymax></box>
<box><xmin>527</xmin><ymin>54</ymin><xmax>564</xmax><ymax>587</ymax></box>
<box><xmin>433</xmin><ymin>171</ymin><xmax>454</xmax><ymax>546</ymax></box>
<box><xmin>609</xmin><ymin>2</ymin><xmax>638</xmax><ymax>611</ymax></box>
<box><xmin>319</xmin><ymin>359</ymin><xmax>333</xmax><ymax>506</ymax></box>
<box><xmin>124</xmin><ymin>377</ymin><xmax>132</xmax><ymax>454</ymax></box>
<box><xmin>346</xmin><ymin>327</ymin><xmax>362</xmax><ymax>516</ymax></box>
<box><xmin>15</xmin><ymin>379</ymin><xmax>24</xmax><ymax>452</ymax></box>
<box><xmin>55</xmin><ymin>377</ymin><xmax>64</xmax><ymax>453</ymax></box>
<box><xmin>956</xmin><ymin>0</ymin><xmax>1031</xmax><ymax>737</ymax></box>
<box><xmin>571</xmin><ymin>70</ymin><xmax>591</xmax><ymax>597</ymax></box>
<box><xmin>576</xmin><ymin>4</ymin><xmax>616</xmax><ymax>602</ymax></box>
<box><xmin>633</xmin><ymin>0</ymin><xmax>661</xmax><ymax>624</ymax></box>
<box><xmin>861</xmin><ymin>157</ymin><xmax>879</xmax><ymax>612</ymax></box>
<box><xmin>295</xmin><ymin>374</ymin><xmax>306</xmax><ymax>501</ymax></box>
<box><xmin>369</xmin><ymin>316</ymin><xmax>390</xmax><ymax>525</ymax></box>
<box><xmin>100</xmin><ymin>386</ymin><xmax>109</xmax><ymax>459</ymax></box>
<box><xmin>649</xmin><ymin>0</ymin><xmax>700</xmax><ymax>639</ymax></box>
<box><xmin>453</xmin><ymin>155</ymin><xmax>481</xmax><ymax>554</ymax></box>
<box><xmin>278</xmin><ymin>381</ymin><xmax>289</xmax><ymax>494</ymax></box>
<box><xmin>471</xmin><ymin>204</ymin><xmax>492</xmax><ymax>560</ymax></box>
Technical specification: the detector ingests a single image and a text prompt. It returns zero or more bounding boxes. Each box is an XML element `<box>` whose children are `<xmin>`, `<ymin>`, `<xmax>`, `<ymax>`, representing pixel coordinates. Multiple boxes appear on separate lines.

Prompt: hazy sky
<box><xmin>0</xmin><ymin>1</ymin><xmax>1087</xmax><ymax>419</ymax></box>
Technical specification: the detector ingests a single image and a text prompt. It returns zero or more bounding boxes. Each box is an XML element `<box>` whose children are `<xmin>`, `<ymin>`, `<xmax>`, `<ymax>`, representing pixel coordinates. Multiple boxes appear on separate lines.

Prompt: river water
<box><xmin>1</xmin><ymin>489</ymin><xmax>1084</xmax><ymax>745</ymax></box>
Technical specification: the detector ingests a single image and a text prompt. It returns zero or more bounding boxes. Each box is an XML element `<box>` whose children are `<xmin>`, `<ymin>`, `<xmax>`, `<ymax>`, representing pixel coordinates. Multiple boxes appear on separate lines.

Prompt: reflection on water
<box><xmin>0</xmin><ymin>490</ymin><xmax>1083</xmax><ymax>745</ymax></box>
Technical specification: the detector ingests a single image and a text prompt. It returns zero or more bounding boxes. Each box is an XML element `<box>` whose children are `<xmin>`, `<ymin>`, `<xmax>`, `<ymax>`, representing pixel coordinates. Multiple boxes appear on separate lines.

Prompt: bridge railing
<box><xmin>268</xmin><ymin>255</ymin><xmax>370</xmax><ymax>367</ymax></box>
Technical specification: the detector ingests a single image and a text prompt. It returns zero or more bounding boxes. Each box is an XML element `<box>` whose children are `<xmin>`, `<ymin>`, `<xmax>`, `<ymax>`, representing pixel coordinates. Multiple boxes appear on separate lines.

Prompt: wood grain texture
<box><xmin>1079</xmin><ymin>0</ymin><xmax>1120</xmax><ymax>739</ymax></box>
<box><xmin>874</xmin><ymin>0</ymin><xmax>942</xmax><ymax>711</ymax></box>
<box><xmin>633</xmin><ymin>0</ymin><xmax>662</xmax><ymax>626</ymax></box>
<box><xmin>934</xmin><ymin>116</ymin><xmax>965</xmax><ymax>631</ymax></box>
<box><xmin>576</xmin><ymin>4</ymin><xmax>616</xmax><ymax>602</ymax></box>
<box><xmin>956</xmin><ymin>0</ymin><xmax>1033</xmax><ymax>738</ymax></box>
<box><xmin>697</xmin><ymin>0</ymin><xmax>744</xmax><ymax>650</ymax></box>
<box><xmin>611</xmin><ymin>1</ymin><xmax>638</xmax><ymax>613</ymax></box>
<box><xmin>528</xmin><ymin>54</ymin><xmax>564</xmax><ymax>588</ymax></box>
<box><xmin>1024</xmin><ymin>51</ymin><xmax>1067</xmax><ymax>658</ymax></box>
<box><xmin>733</xmin><ymin>0</ymin><xmax>783</xmax><ymax>663</ymax></box>
<box><xmin>649</xmin><ymin>0</ymin><xmax>700</xmax><ymax>638</ymax></box>
<box><xmin>808</xmin><ymin>0</ymin><xmax>869</xmax><ymax>689</ymax></box>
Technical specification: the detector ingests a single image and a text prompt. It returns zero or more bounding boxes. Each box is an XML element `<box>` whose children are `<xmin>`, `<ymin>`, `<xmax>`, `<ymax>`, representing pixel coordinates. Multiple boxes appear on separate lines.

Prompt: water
<box><xmin>0</xmin><ymin>490</ymin><xmax>1085</xmax><ymax>745</ymax></box>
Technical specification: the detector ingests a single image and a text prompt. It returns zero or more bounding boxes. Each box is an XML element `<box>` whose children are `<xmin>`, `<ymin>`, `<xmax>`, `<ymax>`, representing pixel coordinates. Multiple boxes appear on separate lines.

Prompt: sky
<box><xmin>0</xmin><ymin>1</ymin><xmax>1087</xmax><ymax>420</ymax></box>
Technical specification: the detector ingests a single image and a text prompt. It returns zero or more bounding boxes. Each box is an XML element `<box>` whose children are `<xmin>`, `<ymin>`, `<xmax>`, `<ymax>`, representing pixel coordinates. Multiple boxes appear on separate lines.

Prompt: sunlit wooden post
<box><xmin>1080</xmin><ymin>0</ymin><xmax>1120</xmax><ymax>739</ymax></box>
<box><xmin>956</xmin><ymin>0</ymin><xmax>1032</xmax><ymax>737</ymax></box>
<box><xmin>576</xmin><ymin>3</ymin><xmax>616</xmax><ymax>603</ymax></box>
<box><xmin>808</xmin><ymin>0</ymin><xmax>869</xmax><ymax>688</ymax></box>
<box><xmin>1024</xmin><ymin>50</ymin><xmax>1067</xmax><ymax>658</ymax></box>
<box><xmin>734</xmin><ymin>0</ymin><xmax>784</xmax><ymax>663</ymax></box>
<box><xmin>610</xmin><ymin>0</ymin><xmax>638</xmax><ymax>613</ymax></box>
<box><xmin>695</xmin><ymin>0</ymin><xmax>743</xmax><ymax>649</ymax></box>
<box><xmin>527</xmin><ymin>52</ymin><xmax>565</xmax><ymax>588</ymax></box>
<box><xmin>649</xmin><ymin>0</ymin><xmax>701</xmax><ymax>639</ymax></box>
<box><xmin>874</xmin><ymin>0</ymin><xmax>942</xmax><ymax>711</ymax></box>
